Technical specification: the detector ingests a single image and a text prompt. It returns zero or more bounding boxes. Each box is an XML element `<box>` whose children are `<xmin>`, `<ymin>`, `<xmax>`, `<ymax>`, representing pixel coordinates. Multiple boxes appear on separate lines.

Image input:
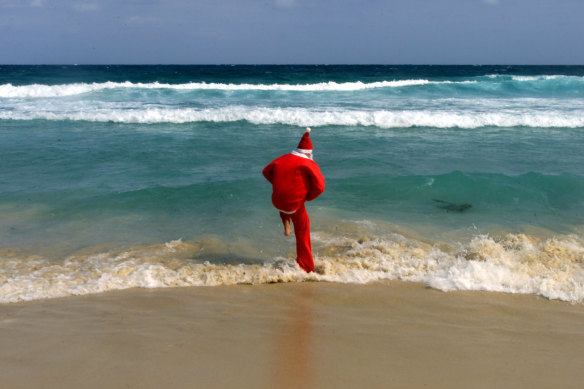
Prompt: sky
<box><xmin>0</xmin><ymin>0</ymin><xmax>583</xmax><ymax>64</ymax></box>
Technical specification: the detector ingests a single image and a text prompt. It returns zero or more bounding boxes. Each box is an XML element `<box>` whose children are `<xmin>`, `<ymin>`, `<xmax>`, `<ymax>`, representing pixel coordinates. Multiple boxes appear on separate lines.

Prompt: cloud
<box><xmin>0</xmin><ymin>0</ymin><xmax>40</xmax><ymax>8</ymax></box>
<box><xmin>74</xmin><ymin>1</ymin><xmax>99</xmax><ymax>12</ymax></box>
<box><xmin>125</xmin><ymin>15</ymin><xmax>157</xmax><ymax>25</ymax></box>
<box><xmin>275</xmin><ymin>0</ymin><xmax>296</xmax><ymax>8</ymax></box>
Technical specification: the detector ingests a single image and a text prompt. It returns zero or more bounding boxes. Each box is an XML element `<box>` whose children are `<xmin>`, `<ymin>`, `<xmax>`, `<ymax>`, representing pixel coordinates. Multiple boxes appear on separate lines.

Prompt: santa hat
<box><xmin>296</xmin><ymin>127</ymin><xmax>313</xmax><ymax>153</ymax></box>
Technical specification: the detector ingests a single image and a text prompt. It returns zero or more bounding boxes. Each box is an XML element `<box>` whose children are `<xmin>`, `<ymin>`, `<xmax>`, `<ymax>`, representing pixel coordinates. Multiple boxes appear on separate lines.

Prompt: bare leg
<box><xmin>279</xmin><ymin>212</ymin><xmax>292</xmax><ymax>236</ymax></box>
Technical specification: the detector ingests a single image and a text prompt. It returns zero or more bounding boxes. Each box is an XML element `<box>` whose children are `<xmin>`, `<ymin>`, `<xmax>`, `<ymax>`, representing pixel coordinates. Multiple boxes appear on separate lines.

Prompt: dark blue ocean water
<box><xmin>1</xmin><ymin>65</ymin><xmax>584</xmax><ymax>302</ymax></box>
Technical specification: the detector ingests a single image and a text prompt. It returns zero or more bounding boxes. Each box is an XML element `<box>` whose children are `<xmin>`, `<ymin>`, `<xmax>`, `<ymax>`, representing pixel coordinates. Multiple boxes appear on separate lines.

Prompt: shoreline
<box><xmin>3</xmin><ymin>228</ymin><xmax>584</xmax><ymax>304</ymax></box>
<box><xmin>2</xmin><ymin>281</ymin><xmax>584</xmax><ymax>388</ymax></box>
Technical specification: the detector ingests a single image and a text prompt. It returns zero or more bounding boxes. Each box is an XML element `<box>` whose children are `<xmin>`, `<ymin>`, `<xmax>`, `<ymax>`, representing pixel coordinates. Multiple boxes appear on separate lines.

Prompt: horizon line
<box><xmin>2</xmin><ymin>63</ymin><xmax>584</xmax><ymax>67</ymax></box>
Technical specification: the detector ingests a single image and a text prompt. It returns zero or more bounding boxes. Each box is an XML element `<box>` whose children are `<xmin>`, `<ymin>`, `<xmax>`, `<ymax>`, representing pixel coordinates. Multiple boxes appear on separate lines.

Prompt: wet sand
<box><xmin>1</xmin><ymin>281</ymin><xmax>584</xmax><ymax>389</ymax></box>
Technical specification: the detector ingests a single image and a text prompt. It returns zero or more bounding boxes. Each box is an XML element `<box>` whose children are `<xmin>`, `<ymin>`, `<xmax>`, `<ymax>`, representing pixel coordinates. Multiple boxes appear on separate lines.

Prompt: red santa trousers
<box><xmin>279</xmin><ymin>203</ymin><xmax>314</xmax><ymax>273</ymax></box>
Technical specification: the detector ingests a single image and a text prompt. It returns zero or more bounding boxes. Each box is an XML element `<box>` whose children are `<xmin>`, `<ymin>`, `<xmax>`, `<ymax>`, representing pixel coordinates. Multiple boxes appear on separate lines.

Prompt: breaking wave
<box><xmin>0</xmin><ymin>80</ymin><xmax>437</xmax><ymax>98</ymax></box>
<box><xmin>3</xmin><ymin>105</ymin><xmax>584</xmax><ymax>128</ymax></box>
<box><xmin>2</xmin><ymin>74</ymin><xmax>583</xmax><ymax>99</ymax></box>
<box><xmin>2</xmin><ymin>232</ymin><xmax>584</xmax><ymax>304</ymax></box>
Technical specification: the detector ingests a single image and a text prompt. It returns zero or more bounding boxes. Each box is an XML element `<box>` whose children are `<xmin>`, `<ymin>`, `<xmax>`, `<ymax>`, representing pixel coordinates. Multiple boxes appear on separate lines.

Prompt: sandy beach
<box><xmin>1</xmin><ymin>281</ymin><xmax>584</xmax><ymax>389</ymax></box>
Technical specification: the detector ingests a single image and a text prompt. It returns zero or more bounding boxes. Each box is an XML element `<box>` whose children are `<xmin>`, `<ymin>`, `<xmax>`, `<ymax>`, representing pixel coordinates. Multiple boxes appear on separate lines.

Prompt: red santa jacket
<box><xmin>263</xmin><ymin>152</ymin><xmax>325</xmax><ymax>213</ymax></box>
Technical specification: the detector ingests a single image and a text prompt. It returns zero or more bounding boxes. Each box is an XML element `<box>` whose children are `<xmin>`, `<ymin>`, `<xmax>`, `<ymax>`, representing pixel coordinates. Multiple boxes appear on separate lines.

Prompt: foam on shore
<box><xmin>2</xmin><ymin>231</ymin><xmax>583</xmax><ymax>304</ymax></box>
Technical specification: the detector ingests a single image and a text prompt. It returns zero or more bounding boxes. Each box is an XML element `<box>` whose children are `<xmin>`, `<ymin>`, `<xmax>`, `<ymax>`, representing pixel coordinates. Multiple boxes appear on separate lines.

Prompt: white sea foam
<box><xmin>512</xmin><ymin>75</ymin><xmax>563</xmax><ymax>82</ymax></box>
<box><xmin>2</xmin><ymin>75</ymin><xmax>581</xmax><ymax>99</ymax></box>
<box><xmin>2</xmin><ymin>105</ymin><xmax>584</xmax><ymax>128</ymax></box>
<box><xmin>1</xmin><ymin>233</ymin><xmax>584</xmax><ymax>304</ymax></box>
<box><xmin>511</xmin><ymin>75</ymin><xmax>584</xmax><ymax>83</ymax></box>
<box><xmin>0</xmin><ymin>82</ymin><xmax>124</xmax><ymax>98</ymax></box>
<box><xmin>484</xmin><ymin>74</ymin><xmax>584</xmax><ymax>83</ymax></box>
<box><xmin>0</xmin><ymin>80</ymin><xmax>437</xmax><ymax>98</ymax></box>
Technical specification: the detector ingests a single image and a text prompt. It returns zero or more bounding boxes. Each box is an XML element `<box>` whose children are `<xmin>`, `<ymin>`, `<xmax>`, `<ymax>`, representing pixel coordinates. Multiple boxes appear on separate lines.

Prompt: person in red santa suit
<box><xmin>262</xmin><ymin>128</ymin><xmax>325</xmax><ymax>273</ymax></box>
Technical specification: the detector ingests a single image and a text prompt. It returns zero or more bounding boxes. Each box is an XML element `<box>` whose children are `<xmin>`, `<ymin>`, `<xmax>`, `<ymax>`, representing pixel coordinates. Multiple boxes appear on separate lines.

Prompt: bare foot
<box><xmin>283</xmin><ymin>220</ymin><xmax>291</xmax><ymax>236</ymax></box>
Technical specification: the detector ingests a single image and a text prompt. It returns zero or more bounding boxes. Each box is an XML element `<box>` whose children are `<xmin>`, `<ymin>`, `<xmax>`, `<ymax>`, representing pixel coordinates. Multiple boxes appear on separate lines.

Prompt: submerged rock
<box><xmin>433</xmin><ymin>199</ymin><xmax>472</xmax><ymax>213</ymax></box>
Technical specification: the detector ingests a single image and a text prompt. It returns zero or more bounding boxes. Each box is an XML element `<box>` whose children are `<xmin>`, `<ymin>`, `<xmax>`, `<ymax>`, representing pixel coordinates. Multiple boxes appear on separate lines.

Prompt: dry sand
<box><xmin>1</xmin><ymin>281</ymin><xmax>584</xmax><ymax>389</ymax></box>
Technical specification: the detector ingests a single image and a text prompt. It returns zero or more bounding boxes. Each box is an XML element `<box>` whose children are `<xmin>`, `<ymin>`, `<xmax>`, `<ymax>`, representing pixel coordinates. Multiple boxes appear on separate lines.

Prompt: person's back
<box><xmin>263</xmin><ymin>153</ymin><xmax>324</xmax><ymax>213</ymax></box>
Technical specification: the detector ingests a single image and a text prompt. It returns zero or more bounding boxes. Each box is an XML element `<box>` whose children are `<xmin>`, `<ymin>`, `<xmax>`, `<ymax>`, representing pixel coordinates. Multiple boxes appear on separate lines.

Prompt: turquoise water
<box><xmin>1</xmin><ymin>65</ymin><xmax>584</xmax><ymax>303</ymax></box>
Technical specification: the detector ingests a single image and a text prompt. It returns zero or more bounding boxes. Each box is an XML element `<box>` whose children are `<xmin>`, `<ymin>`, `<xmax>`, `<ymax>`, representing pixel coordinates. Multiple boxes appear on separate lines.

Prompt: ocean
<box><xmin>1</xmin><ymin>65</ymin><xmax>584</xmax><ymax>303</ymax></box>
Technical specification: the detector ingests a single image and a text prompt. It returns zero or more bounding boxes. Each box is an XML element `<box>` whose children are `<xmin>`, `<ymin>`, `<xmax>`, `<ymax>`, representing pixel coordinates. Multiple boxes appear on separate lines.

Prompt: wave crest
<box><xmin>3</xmin><ymin>106</ymin><xmax>584</xmax><ymax>128</ymax></box>
<box><xmin>2</xmin><ymin>232</ymin><xmax>584</xmax><ymax>303</ymax></box>
<box><xmin>0</xmin><ymin>80</ymin><xmax>435</xmax><ymax>98</ymax></box>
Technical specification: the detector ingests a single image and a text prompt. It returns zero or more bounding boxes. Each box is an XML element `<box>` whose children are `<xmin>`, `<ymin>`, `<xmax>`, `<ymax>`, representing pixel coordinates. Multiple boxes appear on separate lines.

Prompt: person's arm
<box><xmin>262</xmin><ymin>162</ymin><xmax>275</xmax><ymax>184</ymax></box>
<box><xmin>305</xmin><ymin>164</ymin><xmax>325</xmax><ymax>202</ymax></box>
